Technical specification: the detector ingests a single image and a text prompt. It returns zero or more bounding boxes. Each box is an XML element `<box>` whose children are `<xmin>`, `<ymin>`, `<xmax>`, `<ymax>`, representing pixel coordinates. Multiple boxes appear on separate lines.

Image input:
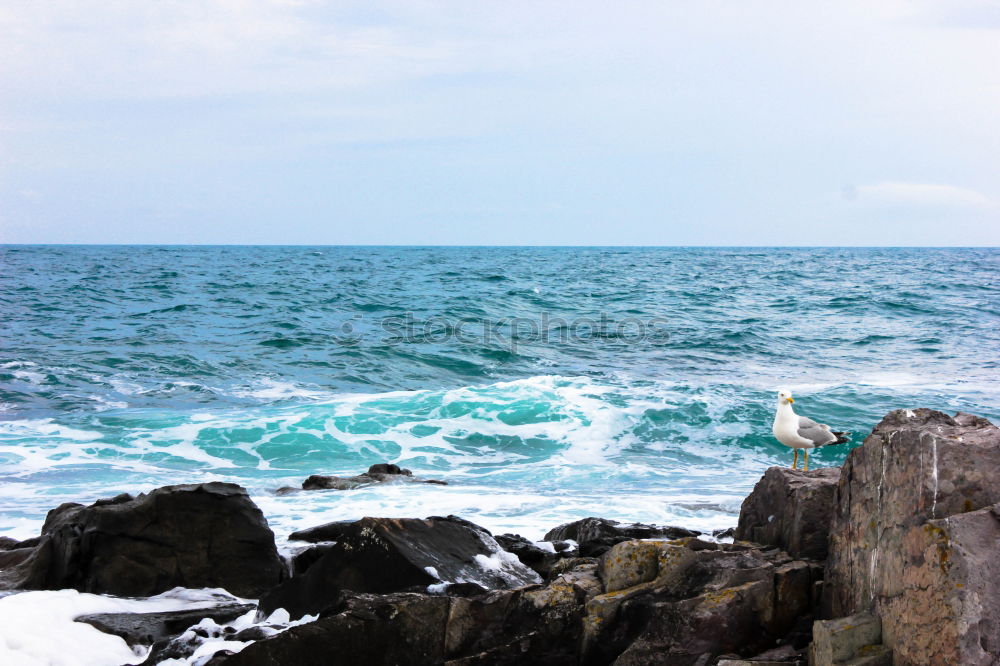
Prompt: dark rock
<box><xmin>288</xmin><ymin>542</ymin><xmax>337</xmax><ymax>576</ymax></box>
<box><xmin>300</xmin><ymin>463</ymin><xmax>447</xmax><ymax>491</ymax></box>
<box><xmin>735</xmin><ymin>466</ymin><xmax>840</xmax><ymax>560</ymax></box>
<box><xmin>232</xmin><ymin>626</ymin><xmax>271</xmax><ymax>642</ymax></box>
<box><xmin>41</xmin><ymin>502</ymin><xmax>84</xmax><ymax>532</ymax></box>
<box><xmin>217</xmin><ymin>564</ymin><xmax>599</xmax><ymax>666</ymax></box>
<box><xmin>92</xmin><ymin>492</ymin><xmax>135</xmax><ymax>507</ymax></box>
<box><xmin>494</xmin><ymin>533</ymin><xmax>564</xmax><ymax>577</ymax></box>
<box><xmin>713</xmin><ymin>527</ymin><xmax>736</xmax><ymax>539</ymax></box>
<box><xmin>260</xmin><ymin>516</ymin><xmax>540</xmax><ymax>619</ymax></box>
<box><xmin>583</xmin><ymin>538</ymin><xmax>819</xmax><ymax>665</ymax></box>
<box><xmin>217</xmin><ymin>593</ymin><xmax>454</xmax><ymax>666</ymax></box>
<box><xmin>549</xmin><ymin>556</ymin><xmax>598</xmax><ymax>579</ymax></box>
<box><xmin>543</xmin><ymin>517</ymin><xmax>700</xmax><ymax>556</ymax></box>
<box><xmin>0</xmin><ymin>537</ymin><xmax>22</xmax><ymax>550</ymax></box>
<box><xmin>301</xmin><ymin>475</ymin><xmax>368</xmax><ymax>491</ymax></box>
<box><xmin>440</xmin><ymin>582</ymin><xmax>490</xmax><ymax>597</ymax></box>
<box><xmin>288</xmin><ymin>520</ymin><xmax>354</xmax><ymax>543</ymax></box>
<box><xmin>140</xmin><ymin>632</ymin><xmax>209</xmax><ymax>666</ymax></box>
<box><xmin>823</xmin><ymin>409</ymin><xmax>1000</xmax><ymax>664</ymax></box>
<box><xmin>2</xmin><ymin>482</ymin><xmax>284</xmax><ymax>597</ymax></box>
<box><xmin>366</xmin><ymin>463</ymin><xmax>411</xmax><ymax>476</ymax></box>
<box><xmin>135</xmin><ymin>607</ymin><xmax>265</xmax><ymax>666</ymax></box>
<box><xmin>0</xmin><ymin>547</ymin><xmax>37</xmax><ymax>589</ymax></box>
<box><xmin>75</xmin><ymin>603</ymin><xmax>255</xmax><ymax>646</ymax></box>
<box><xmin>749</xmin><ymin>642</ymin><xmax>807</xmax><ymax>662</ymax></box>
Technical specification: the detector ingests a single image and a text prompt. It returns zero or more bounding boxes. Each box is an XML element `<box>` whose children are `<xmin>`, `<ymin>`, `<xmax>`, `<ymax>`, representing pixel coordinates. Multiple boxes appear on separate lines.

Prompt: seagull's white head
<box><xmin>777</xmin><ymin>388</ymin><xmax>794</xmax><ymax>405</ymax></box>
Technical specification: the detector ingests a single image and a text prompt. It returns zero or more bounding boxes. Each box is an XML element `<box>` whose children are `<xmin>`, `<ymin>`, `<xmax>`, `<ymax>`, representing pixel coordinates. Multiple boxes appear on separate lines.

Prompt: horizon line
<box><xmin>1</xmin><ymin>243</ymin><xmax>999</xmax><ymax>249</ymax></box>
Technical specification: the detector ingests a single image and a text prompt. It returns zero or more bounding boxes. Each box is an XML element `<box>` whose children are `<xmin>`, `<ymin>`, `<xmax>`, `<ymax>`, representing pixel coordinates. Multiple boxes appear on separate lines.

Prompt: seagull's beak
<box><xmin>787</xmin><ymin>397</ymin><xmax>794</xmax><ymax>404</ymax></box>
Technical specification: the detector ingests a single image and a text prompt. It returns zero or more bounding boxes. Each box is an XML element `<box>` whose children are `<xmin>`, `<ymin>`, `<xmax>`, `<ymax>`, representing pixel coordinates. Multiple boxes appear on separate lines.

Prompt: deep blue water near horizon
<box><xmin>1</xmin><ymin>245</ymin><xmax>998</xmax><ymax>543</ymax></box>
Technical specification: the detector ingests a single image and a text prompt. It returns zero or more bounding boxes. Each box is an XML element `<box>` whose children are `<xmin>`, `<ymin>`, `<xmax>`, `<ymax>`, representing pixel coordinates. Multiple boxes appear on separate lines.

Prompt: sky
<box><xmin>1</xmin><ymin>1</ymin><xmax>999</xmax><ymax>246</ymax></box>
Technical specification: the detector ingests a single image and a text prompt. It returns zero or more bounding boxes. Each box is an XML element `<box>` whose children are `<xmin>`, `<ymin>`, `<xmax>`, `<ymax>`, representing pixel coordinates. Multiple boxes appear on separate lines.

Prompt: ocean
<box><xmin>1</xmin><ymin>245</ymin><xmax>998</xmax><ymax>544</ymax></box>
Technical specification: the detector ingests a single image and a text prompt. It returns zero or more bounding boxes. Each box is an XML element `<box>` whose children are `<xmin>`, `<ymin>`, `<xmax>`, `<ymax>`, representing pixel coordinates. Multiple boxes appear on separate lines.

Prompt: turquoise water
<box><xmin>1</xmin><ymin>246</ymin><xmax>998</xmax><ymax>541</ymax></box>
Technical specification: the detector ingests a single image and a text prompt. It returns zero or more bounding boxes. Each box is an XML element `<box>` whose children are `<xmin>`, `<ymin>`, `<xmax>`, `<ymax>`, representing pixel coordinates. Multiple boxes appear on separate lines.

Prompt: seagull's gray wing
<box><xmin>797</xmin><ymin>415</ymin><xmax>837</xmax><ymax>446</ymax></box>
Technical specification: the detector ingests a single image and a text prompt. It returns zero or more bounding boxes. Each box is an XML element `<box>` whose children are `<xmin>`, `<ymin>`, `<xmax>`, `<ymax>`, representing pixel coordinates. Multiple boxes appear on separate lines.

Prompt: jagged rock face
<box><xmin>735</xmin><ymin>466</ymin><xmax>840</xmax><ymax>560</ymax></box>
<box><xmin>583</xmin><ymin>538</ymin><xmax>820</xmax><ymax>665</ymax></box>
<box><xmin>1</xmin><ymin>482</ymin><xmax>284</xmax><ymax>598</ymax></box>
<box><xmin>220</xmin><ymin>537</ymin><xmax>818</xmax><ymax>665</ymax></box>
<box><xmin>216</xmin><ymin>564</ymin><xmax>602</xmax><ymax>666</ymax></box>
<box><xmin>543</xmin><ymin>517</ymin><xmax>700</xmax><ymax>557</ymax></box>
<box><xmin>260</xmin><ymin>516</ymin><xmax>541</xmax><ymax>619</ymax></box>
<box><xmin>879</xmin><ymin>503</ymin><xmax>1000</xmax><ymax>665</ymax></box>
<box><xmin>823</xmin><ymin>409</ymin><xmax>1000</xmax><ymax>665</ymax></box>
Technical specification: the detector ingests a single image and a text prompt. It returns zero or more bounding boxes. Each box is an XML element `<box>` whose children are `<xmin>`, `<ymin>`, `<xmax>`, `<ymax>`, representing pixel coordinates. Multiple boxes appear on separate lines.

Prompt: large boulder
<box><xmin>543</xmin><ymin>517</ymin><xmax>699</xmax><ymax>557</ymax></box>
<box><xmin>823</xmin><ymin>409</ymin><xmax>1000</xmax><ymax>664</ymax></box>
<box><xmin>260</xmin><ymin>516</ymin><xmax>541</xmax><ymax>619</ymax></box>
<box><xmin>1</xmin><ymin>483</ymin><xmax>284</xmax><ymax>597</ymax></box>
<box><xmin>735</xmin><ymin>466</ymin><xmax>840</xmax><ymax>560</ymax></box>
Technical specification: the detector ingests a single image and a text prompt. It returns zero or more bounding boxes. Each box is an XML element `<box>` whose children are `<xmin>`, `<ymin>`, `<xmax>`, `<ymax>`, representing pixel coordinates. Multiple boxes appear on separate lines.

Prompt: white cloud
<box><xmin>853</xmin><ymin>182</ymin><xmax>995</xmax><ymax>208</ymax></box>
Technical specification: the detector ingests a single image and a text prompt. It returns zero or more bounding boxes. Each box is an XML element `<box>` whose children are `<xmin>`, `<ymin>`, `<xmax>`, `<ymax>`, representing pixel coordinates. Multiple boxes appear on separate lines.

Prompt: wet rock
<box><xmin>713</xmin><ymin>527</ymin><xmax>737</xmax><ymax>539</ymax></box>
<box><xmin>366</xmin><ymin>463</ymin><xmax>410</xmax><ymax>476</ymax></box>
<box><xmin>543</xmin><ymin>517</ymin><xmax>699</xmax><ymax>557</ymax></box>
<box><xmin>75</xmin><ymin>603</ymin><xmax>255</xmax><ymax>646</ymax></box>
<box><xmin>287</xmin><ymin>520</ymin><xmax>355</xmax><ymax>543</ymax></box>
<box><xmin>218</xmin><ymin>567</ymin><xmax>594</xmax><ymax>666</ymax></box>
<box><xmin>287</xmin><ymin>542</ymin><xmax>337</xmax><ymax>576</ymax></box>
<box><xmin>136</xmin><ymin>612</ymin><xmax>260</xmax><ymax>666</ymax></box>
<box><xmin>2</xmin><ymin>482</ymin><xmax>284</xmax><ymax>597</ymax></box>
<box><xmin>735</xmin><ymin>466</ymin><xmax>840</xmax><ymax>561</ymax></box>
<box><xmin>260</xmin><ymin>516</ymin><xmax>541</xmax><ymax>620</ymax></box>
<box><xmin>301</xmin><ymin>463</ymin><xmax>447</xmax><ymax>491</ymax></box>
<box><xmin>220</xmin><ymin>593</ymin><xmax>452</xmax><ymax>665</ymax></box>
<box><xmin>440</xmin><ymin>582</ymin><xmax>490</xmax><ymax>597</ymax></box>
<box><xmin>0</xmin><ymin>546</ymin><xmax>38</xmax><ymax>589</ymax></box>
<box><xmin>222</xmin><ymin>533</ymin><xmax>815</xmax><ymax>666</ymax></box>
<box><xmin>493</xmin><ymin>533</ymin><xmax>575</xmax><ymax>578</ymax></box>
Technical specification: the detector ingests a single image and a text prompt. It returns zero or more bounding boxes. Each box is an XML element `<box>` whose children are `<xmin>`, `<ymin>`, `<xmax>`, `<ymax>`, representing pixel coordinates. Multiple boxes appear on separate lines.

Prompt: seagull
<box><xmin>772</xmin><ymin>388</ymin><xmax>850</xmax><ymax>470</ymax></box>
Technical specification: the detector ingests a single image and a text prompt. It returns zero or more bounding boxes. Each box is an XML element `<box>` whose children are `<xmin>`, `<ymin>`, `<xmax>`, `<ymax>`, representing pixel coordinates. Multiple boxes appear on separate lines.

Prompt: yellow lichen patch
<box><xmin>698</xmin><ymin>586</ymin><xmax>741</xmax><ymax>609</ymax></box>
<box><xmin>921</xmin><ymin>523</ymin><xmax>953</xmax><ymax>573</ymax></box>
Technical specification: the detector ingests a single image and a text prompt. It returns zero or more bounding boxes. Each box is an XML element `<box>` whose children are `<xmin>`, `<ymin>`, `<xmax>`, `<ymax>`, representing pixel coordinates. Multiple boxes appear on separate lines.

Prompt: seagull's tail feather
<box><xmin>827</xmin><ymin>431</ymin><xmax>851</xmax><ymax>446</ymax></box>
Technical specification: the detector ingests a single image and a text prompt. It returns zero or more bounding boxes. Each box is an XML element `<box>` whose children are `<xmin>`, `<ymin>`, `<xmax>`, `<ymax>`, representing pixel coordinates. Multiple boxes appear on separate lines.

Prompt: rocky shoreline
<box><xmin>1</xmin><ymin>408</ymin><xmax>997</xmax><ymax>665</ymax></box>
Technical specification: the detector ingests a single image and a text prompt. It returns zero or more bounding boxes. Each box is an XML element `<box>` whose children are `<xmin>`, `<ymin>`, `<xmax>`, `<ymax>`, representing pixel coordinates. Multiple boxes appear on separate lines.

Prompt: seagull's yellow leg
<box><xmin>792</xmin><ymin>449</ymin><xmax>798</xmax><ymax>469</ymax></box>
<box><xmin>804</xmin><ymin>449</ymin><xmax>810</xmax><ymax>471</ymax></box>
